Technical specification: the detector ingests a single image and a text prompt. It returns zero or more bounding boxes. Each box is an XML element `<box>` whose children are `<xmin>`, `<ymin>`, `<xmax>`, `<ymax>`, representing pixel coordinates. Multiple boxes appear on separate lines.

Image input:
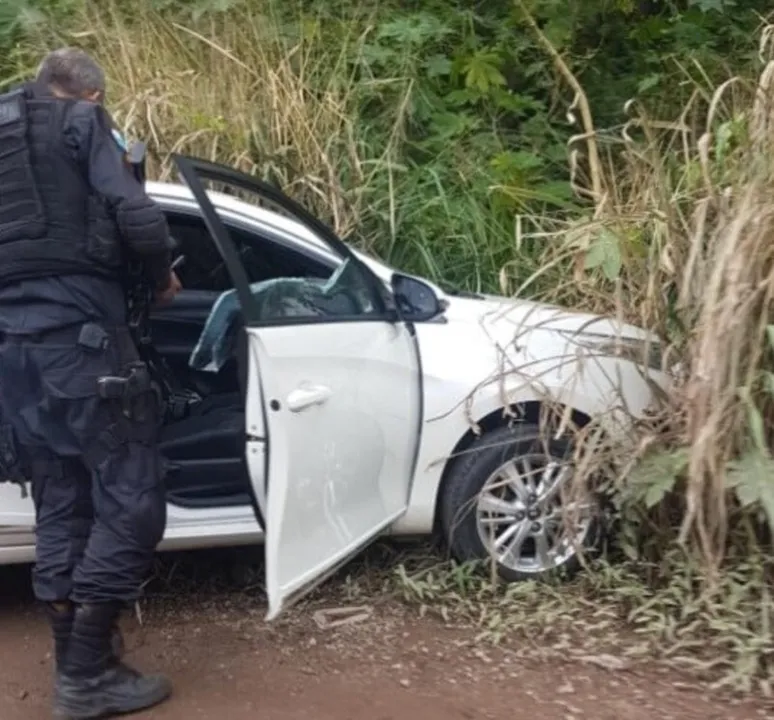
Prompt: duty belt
<box><xmin>0</xmin><ymin>322</ymin><xmax>153</xmax><ymax>401</ymax></box>
<box><xmin>0</xmin><ymin>322</ymin><xmax>88</xmax><ymax>345</ymax></box>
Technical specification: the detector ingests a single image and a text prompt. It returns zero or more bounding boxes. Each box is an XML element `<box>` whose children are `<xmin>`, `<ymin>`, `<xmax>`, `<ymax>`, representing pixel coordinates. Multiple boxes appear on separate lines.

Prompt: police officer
<box><xmin>0</xmin><ymin>48</ymin><xmax>180</xmax><ymax>717</ymax></box>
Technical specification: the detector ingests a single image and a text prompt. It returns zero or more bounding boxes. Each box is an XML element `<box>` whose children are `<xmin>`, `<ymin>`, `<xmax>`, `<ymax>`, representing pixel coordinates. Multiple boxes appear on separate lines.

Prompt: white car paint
<box><xmin>0</xmin><ymin>180</ymin><xmax>666</xmax><ymax>584</ymax></box>
<box><xmin>253</xmin><ymin>321</ymin><xmax>422</xmax><ymax>618</ymax></box>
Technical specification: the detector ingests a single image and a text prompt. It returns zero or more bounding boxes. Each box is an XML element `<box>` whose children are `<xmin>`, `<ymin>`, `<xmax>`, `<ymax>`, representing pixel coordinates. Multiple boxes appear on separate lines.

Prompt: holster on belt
<box><xmin>78</xmin><ymin>322</ymin><xmax>159</xmax><ymax>424</ymax></box>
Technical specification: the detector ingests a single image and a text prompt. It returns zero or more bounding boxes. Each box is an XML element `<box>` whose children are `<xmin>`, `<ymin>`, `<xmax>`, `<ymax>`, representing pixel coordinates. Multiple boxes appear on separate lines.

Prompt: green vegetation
<box><xmin>3</xmin><ymin>0</ymin><xmax>774</xmax><ymax>693</ymax></box>
<box><xmin>3</xmin><ymin>0</ymin><xmax>769</xmax><ymax>291</ymax></box>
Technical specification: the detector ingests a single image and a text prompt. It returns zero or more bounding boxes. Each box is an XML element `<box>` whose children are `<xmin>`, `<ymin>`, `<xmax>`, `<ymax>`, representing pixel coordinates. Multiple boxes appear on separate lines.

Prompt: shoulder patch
<box><xmin>111</xmin><ymin>127</ymin><xmax>128</xmax><ymax>152</ymax></box>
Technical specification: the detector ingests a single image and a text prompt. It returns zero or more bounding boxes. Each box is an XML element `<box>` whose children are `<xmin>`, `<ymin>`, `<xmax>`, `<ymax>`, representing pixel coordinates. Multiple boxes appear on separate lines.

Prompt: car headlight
<box><xmin>578</xmin><ymin>334</ymin><xmax>664</xmax><ymax>372</ymax></box>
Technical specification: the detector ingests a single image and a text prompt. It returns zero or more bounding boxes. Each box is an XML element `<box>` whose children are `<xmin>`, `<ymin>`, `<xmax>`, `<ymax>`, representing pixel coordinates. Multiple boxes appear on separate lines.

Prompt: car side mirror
<box><xmin>391</xmin><ymin>273</ymin><xmax>442</xmax><ymax>322</ymax></box>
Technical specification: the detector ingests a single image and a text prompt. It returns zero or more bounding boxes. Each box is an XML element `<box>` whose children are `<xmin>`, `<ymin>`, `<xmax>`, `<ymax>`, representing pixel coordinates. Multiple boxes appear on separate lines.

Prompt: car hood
<box><xmin>354</xmin><ymin>251</ymin><xmax>654</xmax><ymax>343</ymax></box>
<box><xmin>442</xmin><ymin>292</ymin><xmax>654</xmax><ymax>343</ymax></box>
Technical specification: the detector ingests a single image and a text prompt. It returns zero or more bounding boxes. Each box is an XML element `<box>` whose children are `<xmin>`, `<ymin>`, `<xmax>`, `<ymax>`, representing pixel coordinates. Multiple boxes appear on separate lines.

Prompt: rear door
<box><xmin>173</xmin><ymin>156</ymin><xmax>424</xmax><ymax>620</ymax></box>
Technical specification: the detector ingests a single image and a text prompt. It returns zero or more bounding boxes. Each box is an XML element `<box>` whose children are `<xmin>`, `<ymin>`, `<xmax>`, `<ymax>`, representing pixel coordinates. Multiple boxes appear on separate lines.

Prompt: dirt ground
<box><xmin>1</xmin><ymin>559</ymin><xmax>771</xmax><ymax>720</ymax></box>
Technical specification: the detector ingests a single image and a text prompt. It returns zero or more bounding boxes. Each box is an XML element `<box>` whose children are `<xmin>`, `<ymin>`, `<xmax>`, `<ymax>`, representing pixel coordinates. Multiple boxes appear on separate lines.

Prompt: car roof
<box><xmin>145</xmin><ymin>179</ymin><xmax>399</xmax><ymax>284</ymax></box>
<box><xmin>145</xmin><ymin>180</ymin><xmax>331</xmax><ymax>252</ymax></box>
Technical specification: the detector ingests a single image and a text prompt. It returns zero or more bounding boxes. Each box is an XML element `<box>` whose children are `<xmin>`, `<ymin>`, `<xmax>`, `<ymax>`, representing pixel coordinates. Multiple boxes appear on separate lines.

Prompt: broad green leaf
<box><xmin>584</xmin><ymin>240</ymin><xmax>606</xmax><ymax>270</ymax></box>
<box><xmin>425</xmin><ymin>54</ymin><xmax>452</xmax><ymax>78</ymax></box>
<box><xmin>584</xmin><ymin>229</ymin><xmax>622</xmax><ymax>281</ymax></box>
<box><xmin>361</xmin><ymin>43</ymin><xmax>394</xmax><ymax>67</ymax></box>
<box><xmin>688</xmin><ymin>0</ymin><xmax>729</xmax><ymax>11</ymax></box>
<box><xmin>428</xmin><ymin>111</ymin><xmax>477</xmax><ymax>140</ymax></box>
<box><xmin>602</xmin><ymin>245</ymin><xmax>622</xmax><ymax>281</ymax></box>
<box><xmin>726</xmin><ymin>450</ymin><xmax>774</xmax><ymax>530</ymax></box>
<box><xmin>766</xmin><ymin>324</ymin><xmax>774</xmax><ymax>352</ymax></box>
<box><xmin>637</xmin><ymin>74</ymin><xmax>661</xmax><ymax>93</ymax></box>
<box><xmin>499</xmin><ymin>151</ymin><xmax>543</xmax><ymax>172</ymax></box>
<box><xmin>377</xmin><ymin>13</ymin><xmax>451</xmax><ymax>46</ymax></box>
<box><xmin>715</xmin><ymin>120</ymin><xmax>737</xmax><ymax>164</ymax></box>
<box><xmin>628</xmin><ymin>448</ymin><xmax>688</xmax><ymax>508</ymax></box>
<box><xmin>737</xmin><ymin>387</ymin><xmax>766</xmax><ymax>453</ymax></box>
<box><xmin>490</xmin><ymin>182</ymin><xmax>578</xmax><ymax>211</ymax></box>
<box><xmin>463</xmin><ymin>52</ymin><xmax>506</xmax><ymax>94</ymax></box>
<box><xmin>644</xmin><ymin>473</ymin><xmax>677</xmax><ymax>508</ymax></box>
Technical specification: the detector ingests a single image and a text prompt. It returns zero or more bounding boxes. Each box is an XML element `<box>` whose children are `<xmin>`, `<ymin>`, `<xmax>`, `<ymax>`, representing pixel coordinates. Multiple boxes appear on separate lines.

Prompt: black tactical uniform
<box><xmin>0</xmin><ymin>81</ymin><xmax>173</xmax><ymax>717</ymax></box>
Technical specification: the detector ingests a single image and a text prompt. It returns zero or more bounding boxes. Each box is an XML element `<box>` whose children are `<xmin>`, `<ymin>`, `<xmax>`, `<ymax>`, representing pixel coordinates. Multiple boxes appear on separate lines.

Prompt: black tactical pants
<box><xmin>0</xmin><ymin>323</ymin><xmax>166</xmax><ymax>603</ymax></box>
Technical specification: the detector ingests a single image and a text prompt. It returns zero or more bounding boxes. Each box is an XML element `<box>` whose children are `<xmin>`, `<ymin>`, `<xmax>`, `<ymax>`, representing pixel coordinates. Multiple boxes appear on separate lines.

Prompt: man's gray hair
<box><xmin>36</xmin><ymin>47</ymin><xmax>105</xmax><ymax>97</ymax></box>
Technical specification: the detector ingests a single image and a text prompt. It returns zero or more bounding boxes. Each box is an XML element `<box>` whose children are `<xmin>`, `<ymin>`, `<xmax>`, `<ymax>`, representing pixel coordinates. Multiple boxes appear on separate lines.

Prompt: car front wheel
<box><xmin>440</xmin><ymin>423</ymin><xmax>601</xmax><ymax>583</ymax></box>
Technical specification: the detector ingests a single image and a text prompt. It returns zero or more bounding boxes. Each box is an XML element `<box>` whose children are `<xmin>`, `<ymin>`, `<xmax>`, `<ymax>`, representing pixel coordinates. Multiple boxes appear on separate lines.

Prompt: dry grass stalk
<box><xmin>515</xmin><ymin>1</ymin><xmax>606</xmax><ymax>212</ymax></box>
<box><xmin>30</xmin><ymin>0</ymin><xmax>412</xmax><ymax>241</ymax></box>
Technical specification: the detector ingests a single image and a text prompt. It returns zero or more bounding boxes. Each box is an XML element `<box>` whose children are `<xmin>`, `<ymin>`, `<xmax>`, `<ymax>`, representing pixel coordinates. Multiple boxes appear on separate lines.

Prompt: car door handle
<box><xmin>286</xmin><ymin>384</ymin><xmax>332</xmax><ymax>413</ymax></box>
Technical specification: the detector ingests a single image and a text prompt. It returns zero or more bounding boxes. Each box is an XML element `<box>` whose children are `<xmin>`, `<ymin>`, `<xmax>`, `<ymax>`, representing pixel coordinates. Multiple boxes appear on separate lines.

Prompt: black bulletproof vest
<box><xmin>0</xmin><ymin>85</ymin><xmax>123</xmax><ymax>288</ymax></box>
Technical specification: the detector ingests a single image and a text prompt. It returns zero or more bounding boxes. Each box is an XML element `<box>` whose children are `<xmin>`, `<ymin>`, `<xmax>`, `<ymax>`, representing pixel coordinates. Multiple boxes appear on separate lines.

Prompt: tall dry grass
<box><xmin>519</xmin><ymin>21</ymin><xmax>774</xmax><ymax>574</ymax></box>
<box><xmin>32</xmin><ymin>1</ymin><xmax>412</xmax><ymax>243</ymax></box>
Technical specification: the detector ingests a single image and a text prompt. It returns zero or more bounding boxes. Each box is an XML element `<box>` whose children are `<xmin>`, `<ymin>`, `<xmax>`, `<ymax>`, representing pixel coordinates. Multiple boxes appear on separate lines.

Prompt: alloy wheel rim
<box><xmin>475</xmin><ymin>453</ymin><xmax>593</xmax><ymax>574</ymax></box>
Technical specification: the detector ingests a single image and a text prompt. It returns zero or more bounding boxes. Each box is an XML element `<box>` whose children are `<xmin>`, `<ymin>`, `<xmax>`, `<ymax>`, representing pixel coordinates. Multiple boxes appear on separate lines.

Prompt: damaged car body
<box><xmin>0</xmin><ymin>155</ymin><xmax>668</xmax><ymax>619</ymax></box>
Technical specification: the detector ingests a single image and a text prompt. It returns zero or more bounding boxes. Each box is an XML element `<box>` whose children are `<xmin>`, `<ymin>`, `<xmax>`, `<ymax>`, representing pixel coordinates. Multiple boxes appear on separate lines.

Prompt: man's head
<box><xmin>35</xmin><ymin>48</ymin><xmax>105</xmax><ymax>103</ymax></box>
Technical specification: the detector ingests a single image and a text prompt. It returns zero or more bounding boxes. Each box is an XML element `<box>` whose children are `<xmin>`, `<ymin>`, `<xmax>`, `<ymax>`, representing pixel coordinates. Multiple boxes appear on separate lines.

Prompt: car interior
<box><xmin>149</xmin><ymin>209</ymin><xmax>335</xmax><ymax>512</ymax></box>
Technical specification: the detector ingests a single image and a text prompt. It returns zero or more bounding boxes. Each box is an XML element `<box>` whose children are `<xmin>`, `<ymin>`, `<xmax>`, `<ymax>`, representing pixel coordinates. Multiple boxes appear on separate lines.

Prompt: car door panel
<box><xmin>252</xmin><ymin>321</ymin><xmax>421</xmax><ymax>619</ymax></box>
<box><xmin>173</xmin><ymin>155</ymin><xmax>423</xmax><ymax>620</ymax></box>
<box><xmin>244</xmin><ymin>332</ymin><xmax>267</xmax><ymax>519</ymax></box>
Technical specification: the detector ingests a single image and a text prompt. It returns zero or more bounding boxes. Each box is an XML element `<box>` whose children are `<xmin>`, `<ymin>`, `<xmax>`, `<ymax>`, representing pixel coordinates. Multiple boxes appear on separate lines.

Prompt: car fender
<box><xmin>392</xmin><ymin>352</ymin><xmax>665</xmax><ymax>535</ymax></box>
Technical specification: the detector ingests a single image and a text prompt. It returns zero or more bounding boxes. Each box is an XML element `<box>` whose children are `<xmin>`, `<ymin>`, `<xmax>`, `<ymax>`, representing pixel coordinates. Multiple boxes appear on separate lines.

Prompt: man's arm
<box><xmin>65</xmin><ymin>102</ymin><xmax>173</xmax><ymax>293</ymax></box>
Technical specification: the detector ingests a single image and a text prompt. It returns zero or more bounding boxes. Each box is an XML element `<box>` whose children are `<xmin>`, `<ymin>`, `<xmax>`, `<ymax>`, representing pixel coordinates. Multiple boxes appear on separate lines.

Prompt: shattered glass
<box><xmin>189</xmin><ymin>259</ymin><xmax>373</xmax><ymax>373</ymax></box>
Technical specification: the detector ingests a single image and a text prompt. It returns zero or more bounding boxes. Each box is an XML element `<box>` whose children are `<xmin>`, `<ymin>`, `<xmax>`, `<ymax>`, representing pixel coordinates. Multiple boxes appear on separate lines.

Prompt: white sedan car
<box><xmin>0</xmin><ymin>156</ymin><xmax>664</xmax><ymax>619</ymax></box>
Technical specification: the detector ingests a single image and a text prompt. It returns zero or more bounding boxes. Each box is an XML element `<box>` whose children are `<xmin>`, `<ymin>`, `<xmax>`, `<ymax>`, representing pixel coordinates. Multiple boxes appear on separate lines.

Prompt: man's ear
<box><xmin>83</xmin><ymin>89</ymin><xmax>104</xmax><ymax>104</ymax></box>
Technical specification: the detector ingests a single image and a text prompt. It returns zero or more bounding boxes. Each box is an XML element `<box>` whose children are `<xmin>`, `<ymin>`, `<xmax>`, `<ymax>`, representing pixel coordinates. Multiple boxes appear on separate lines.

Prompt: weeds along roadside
<box><xmin>4</xmin><ymin>0</ymin><xmax>774</xmax><ymax>696</ymax></box>
<box><xmin>435</xmin><ymin>18</ymin><xmax>774</xmax><ymax>694</ymax></box>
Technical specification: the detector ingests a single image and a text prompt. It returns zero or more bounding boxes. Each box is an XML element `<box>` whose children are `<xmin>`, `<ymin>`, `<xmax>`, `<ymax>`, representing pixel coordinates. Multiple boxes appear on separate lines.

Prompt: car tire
<box><xmin>439</xmin><ymin>423</ymin><xmax>601</xmax><ymax>583</ymax></box>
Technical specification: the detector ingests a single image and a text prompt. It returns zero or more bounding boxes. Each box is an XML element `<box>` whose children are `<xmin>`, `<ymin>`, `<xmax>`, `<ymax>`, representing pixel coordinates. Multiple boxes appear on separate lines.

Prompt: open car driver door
<box><xmin>172</xmin><ymin>155</ymin><xmax>424</xmax><ymax>620</ymax></box>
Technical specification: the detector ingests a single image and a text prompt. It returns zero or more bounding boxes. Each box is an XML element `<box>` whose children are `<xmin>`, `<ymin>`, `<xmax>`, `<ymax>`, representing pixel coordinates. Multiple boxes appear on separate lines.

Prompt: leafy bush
<box><xmin>4</xmin><ymin>0</ymin><xmax>769</xmax><ymax>290</ymax></box>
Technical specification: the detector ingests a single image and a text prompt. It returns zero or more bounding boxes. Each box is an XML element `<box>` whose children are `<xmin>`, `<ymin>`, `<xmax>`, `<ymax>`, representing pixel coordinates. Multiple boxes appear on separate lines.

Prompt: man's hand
<box><xmin>155</xmin><ymin>271</ymin><xmax>182</xmax><ymax>305</ymax></box>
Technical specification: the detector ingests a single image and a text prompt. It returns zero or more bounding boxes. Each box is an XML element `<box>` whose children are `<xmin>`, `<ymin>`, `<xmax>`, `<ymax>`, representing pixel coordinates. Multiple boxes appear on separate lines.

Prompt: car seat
<box><xmin>156</xmin><ymin>313</ymin><xmax>252</xmax><ymax>509</ymax></box>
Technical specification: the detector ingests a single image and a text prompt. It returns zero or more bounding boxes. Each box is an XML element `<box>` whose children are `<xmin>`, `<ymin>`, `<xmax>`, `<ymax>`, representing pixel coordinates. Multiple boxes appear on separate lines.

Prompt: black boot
<box><xmin>45</xmin><ymin>602</ymin><xmax>75</xmax><ymax>671</ymax></box>
<box><xmin>54</xmin><ymin>602</ymin><xmax>171</xmax><ymax>720</ymax></box>
<box><xmin>44</xmin><ymin>602</ymin><xmax>126</xmax><ymax>672</ymax></box>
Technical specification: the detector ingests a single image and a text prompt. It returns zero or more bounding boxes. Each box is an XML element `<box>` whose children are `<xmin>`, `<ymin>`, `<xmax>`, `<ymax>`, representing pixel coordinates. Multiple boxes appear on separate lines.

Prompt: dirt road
<box><xmin>0</xmin><ymin>560</ymin><xmax>770</xmax><ymax>720</ymax></box>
